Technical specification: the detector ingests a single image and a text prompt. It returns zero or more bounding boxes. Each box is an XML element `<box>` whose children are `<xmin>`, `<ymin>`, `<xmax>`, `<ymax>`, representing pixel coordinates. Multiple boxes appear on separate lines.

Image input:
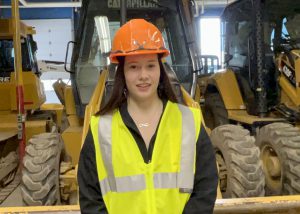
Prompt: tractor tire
<box><xmin>256</xmin><ymin>122</ymin><xmax>300</xmax><ymax>195</ymax></box>
<box><xmin>21</xmin><ymin>132</ymin><xmax>62</xmax><ymax>206</ymax></box>
<box><xmin>204</xmin><ymin>93</ymin><xmax>229</xmax><ymax>129</ymax></box>
<box><xmin>211</xmin><ymin>125</ymin><xmax>265</xmax><ymax>198</ymax></box>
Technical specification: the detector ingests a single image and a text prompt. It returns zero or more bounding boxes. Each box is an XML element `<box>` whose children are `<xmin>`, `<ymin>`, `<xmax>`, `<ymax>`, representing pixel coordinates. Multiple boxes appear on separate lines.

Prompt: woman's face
<box><xmin>124</xmin><ymin>54</ymin><xmax>160</xmax><ymax>102</ymax></box>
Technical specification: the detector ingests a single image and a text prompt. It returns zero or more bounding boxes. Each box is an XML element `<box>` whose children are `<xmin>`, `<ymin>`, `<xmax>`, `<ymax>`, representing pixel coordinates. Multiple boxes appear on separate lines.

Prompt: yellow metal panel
<box><xmin>40</xmin><ymin>103</ymin><xmax>64</xmax><ymax>111</ymax></box>
<box><xmin>23</xmin><ymin>72</ymin><xmax>46</xmax><ymax>109</ymax></box>
<box><xmin>228</xmin><ymin>110</ymin><xmax>284</xmax><ymax>124</ymax></box>
<box><xmin>67</xmin><ymin>115</ymin><xmax>81</xmax><ymax>127</ymax></box>
<box><xmin>26</xmin><ymin>25</ymin><xmax>36</xmax><ymax>35</ymax></box>
<box><xmin>25</xmin><ymin>120</ymin><xmax>47</xmax><ymax>143</ymax></box>
<box><xmin>64</xmin><ymin>86</ymin><xmax>77</xmax><ymax>115</ymax></box>
<box><xmin>9</xmin><ymin>72</ymin><xmax>46</xmax><ymax>110</ymax></box>
<box><xmin>279</xmin><ymin>76</ymin><xmax>300</xmax><ymax>106</ymax></box>
<box><xmin>0</xmin><ymin>19</ymin><xmax>29</xmax><ymax>39</ymax></box>
<box><xmin>0</xmin><ymin>115</ymin><xmax>47</xmax><ymax>141</ymax></box>
<box><xmin>18</xmin><ymin>20</ymin><xmax>28</xmax><ymax>38</ymax></box>
<box><xmin>0</xmin><ymin>81</ymin><xmax>12</xmax><ymax>111</ymax></box>
<box><xmin>0</xmin><ymin>113</ymin><xmax>17</xmax><ymax>133</ymax></box>
<box><xmin>281</xmin><ymin>89</ymin><xmax>297</xmax><ymax>110</ymax></box>
<box><xmin>0</xmin><ymin>124</ymin><xmax>17</xmax><ymax>133</ymax></box>
<box><xmin>8</xmin><ymin>72</ymin><xmax>17</xmax><ymax>111</ymax></box>
<box><xmin>181</xmin><ymin>86</ymin><xmax>200</xmax><ymax>108</ymax></box>
<box><xmin>0</xmin><ymin>19</ymin><xmax>12</xmax><ymax>38</ymax></box>
<box><xmin>209</xmin><ymin>69</ymin><xmax>245</xmax><ymax>110</ymax></box>
<box><xmin>194</xmin><ymin>83</ymin><xmax>201</xmax><ymax>104</ymax></box>
<box><xmin>62</xmin><ymin>126</ymin><xmax>83</xmax><ymax>166</ymax></box>
<box><xmin>0</xmin><ymin>113</ymin><xmax>17</xmax><ymax>123</ymax></box>
<box><xmin>278</xmin><ymin>52</ymin><xmax>300</xmax><ymax>107</ymax></box>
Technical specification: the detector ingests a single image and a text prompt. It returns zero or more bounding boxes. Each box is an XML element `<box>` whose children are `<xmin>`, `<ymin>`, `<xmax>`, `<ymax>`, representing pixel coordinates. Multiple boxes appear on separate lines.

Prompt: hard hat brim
<box><xmin>110</xmin><ymin>49</ymin><xmax>170</xmax><ymax>64</ymax></box>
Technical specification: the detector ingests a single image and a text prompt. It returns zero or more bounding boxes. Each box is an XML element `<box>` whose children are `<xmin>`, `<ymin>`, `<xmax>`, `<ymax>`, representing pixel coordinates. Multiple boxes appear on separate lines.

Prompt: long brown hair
<box><xmin>99</xmin><ymin>55</ymin><xmax>178</xmax><ymax>115</ymax></box>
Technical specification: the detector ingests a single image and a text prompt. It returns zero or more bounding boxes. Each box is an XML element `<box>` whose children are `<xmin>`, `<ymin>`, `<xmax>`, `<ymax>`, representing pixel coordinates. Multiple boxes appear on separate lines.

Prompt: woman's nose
<box><xmin>139</xmin><ymin>67</ymin><xmax>149</xmax><ymax>79</ymax></box>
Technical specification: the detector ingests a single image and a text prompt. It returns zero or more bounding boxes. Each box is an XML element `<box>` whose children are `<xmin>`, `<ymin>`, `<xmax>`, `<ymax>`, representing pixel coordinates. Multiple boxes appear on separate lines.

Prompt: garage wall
<box><xmin>23</xmin><ymin>19</ymin><xmax>73</xmax><ymax>63</ymax></box>
<box><xmin>22</xmin><ymin>19</ymin><xmax>73</xmax><ymax>103</ymax></box>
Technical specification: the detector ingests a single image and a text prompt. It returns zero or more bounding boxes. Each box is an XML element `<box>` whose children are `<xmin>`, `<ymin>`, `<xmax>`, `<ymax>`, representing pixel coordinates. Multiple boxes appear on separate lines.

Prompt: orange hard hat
<box><xmin>110</xmin><ymin>19</ymin><xmax>170</xmax><ymax>63</ymax></box>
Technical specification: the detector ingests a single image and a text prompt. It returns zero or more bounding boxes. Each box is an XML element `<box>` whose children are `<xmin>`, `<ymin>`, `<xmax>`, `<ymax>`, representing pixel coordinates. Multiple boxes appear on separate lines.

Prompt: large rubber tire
<box><xmin>204</xmin><ymin>93</ymin><xmax>229</xmax><ymax>129</ymax></box>
<box><xmin>211</xmin><ymin>125</ymin><xmax>265</xmax><ymax>198</ymax></box>
<box><xmin>21</xmin><ymin>132</ymin><xmax>62</xmax><ymax>205</ymax></box>
<box><xmin>256</xmin><ymin>122</ymin><xmax>300</xmax><ymax>195</ymax></box>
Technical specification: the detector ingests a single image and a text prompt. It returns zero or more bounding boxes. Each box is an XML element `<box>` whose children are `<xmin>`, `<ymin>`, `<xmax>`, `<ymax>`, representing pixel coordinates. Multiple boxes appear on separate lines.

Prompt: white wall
<box><xmin>23</xmin><ymin>19</ymin><xmax>73</xmax><ymax>103</ymax></box>
<box><xmin>23</xmin><ymin>19</ymin><xmax>73</xmax><ymax>63</ymax></box>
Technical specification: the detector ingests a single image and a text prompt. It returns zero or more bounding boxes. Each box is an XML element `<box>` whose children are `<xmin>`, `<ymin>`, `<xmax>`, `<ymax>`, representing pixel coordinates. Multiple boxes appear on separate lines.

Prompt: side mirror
<box><xmin>94</xmin><ymin>16</ymin><xmax>111</xmax><ymax>65</ymax></box>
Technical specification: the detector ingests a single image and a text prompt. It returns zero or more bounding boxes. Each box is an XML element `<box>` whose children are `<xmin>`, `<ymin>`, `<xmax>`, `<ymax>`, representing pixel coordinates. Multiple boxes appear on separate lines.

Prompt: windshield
<box><xmin>267</xmin><ymin>1</ymin><xmax>300</xmax><ymax>51</ymax></box>
<box><xmin>0</xmin><ymin>40</ymin><xmax>14</xmax><ymax>72</ymax></box>
<box><xmin>284</xmin><ymin>15</ymin><xmax>300</xmax><ymax>40</ymax></box>
<box><xmin>0</xmin><ymin>38</ymin><xmax>38</xmax><ymax>73</ymax></box>
<box><xmin>72</xmin><ymin>0</ymin><xmax>193</xmax><ymax>108</ymax></box>
<box><xmin>222</xmin><ymin>0</ymin><xmax>300</xmax><ymax>68</ymax></box>
<box><xmin>280</xmin><ymin>15</ymin><xmax>300</xmax><ymax>49</ymax></box>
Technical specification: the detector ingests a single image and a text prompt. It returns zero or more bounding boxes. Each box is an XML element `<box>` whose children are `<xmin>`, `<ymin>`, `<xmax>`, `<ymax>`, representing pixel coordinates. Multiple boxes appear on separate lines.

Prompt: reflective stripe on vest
<box><xmin>100</xmin><ymin>174</ymin><xmax>146</xmax><ymax>195</ymax></box>
<box><xmin>177</xmin><ymin>104</ymin><xmax>195</xmax><ymax>193</ymax></box>
<box><xmin>97</xmin><ymin>104</ymin><xmax>196</xmax><ymax>196</ymax></box>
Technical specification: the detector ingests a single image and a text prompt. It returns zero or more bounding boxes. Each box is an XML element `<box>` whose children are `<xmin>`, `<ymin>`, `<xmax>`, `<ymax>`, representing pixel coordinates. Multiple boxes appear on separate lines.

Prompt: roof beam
<box><xmin>0</xmin><ymin>0</ymin><xmax>82</xmax><ymax>8</ymax></box>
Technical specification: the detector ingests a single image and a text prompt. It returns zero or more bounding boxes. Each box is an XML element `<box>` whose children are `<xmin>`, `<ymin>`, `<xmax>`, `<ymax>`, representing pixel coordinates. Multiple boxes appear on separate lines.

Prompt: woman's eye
<box><xmin>129</xmin><ymin>65</ymin><xmax>137</xmax><ymax>69</ymax></box>
<box><xmin>148</xmin><ymin>64</ymin><xmax>156</xmax><ymax>68</ymax></box>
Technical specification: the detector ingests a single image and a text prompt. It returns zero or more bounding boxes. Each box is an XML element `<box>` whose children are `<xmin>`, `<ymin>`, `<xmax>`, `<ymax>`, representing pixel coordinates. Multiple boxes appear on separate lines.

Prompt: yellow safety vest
<box><xmin>90</xmin><ymin>101</ymin><xmax>201</xmax><ymax>214</ymax></box>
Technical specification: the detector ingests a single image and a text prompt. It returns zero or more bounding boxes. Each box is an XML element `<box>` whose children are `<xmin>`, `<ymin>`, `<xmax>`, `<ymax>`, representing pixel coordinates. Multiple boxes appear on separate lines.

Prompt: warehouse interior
<box><xmin>1</xmin><ymin>0</ymin><xmax>300</xmax><ymax>213</ymax></box>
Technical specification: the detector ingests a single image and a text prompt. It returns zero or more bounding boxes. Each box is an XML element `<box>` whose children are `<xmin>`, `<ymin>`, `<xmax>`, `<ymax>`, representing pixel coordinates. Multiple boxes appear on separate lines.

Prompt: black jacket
<box><xmin>78</xmin><ymin>101</ymin><xmax>218</xmax><ymax>214</ymax></box>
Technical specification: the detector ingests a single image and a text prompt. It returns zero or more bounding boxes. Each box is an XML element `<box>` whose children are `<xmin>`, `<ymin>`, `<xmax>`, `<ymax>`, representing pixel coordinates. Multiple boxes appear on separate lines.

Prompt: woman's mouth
<box><xmin>136</xmin><ymin>83</ymin><xmax>151</xmax><ymax>91</ymax></box>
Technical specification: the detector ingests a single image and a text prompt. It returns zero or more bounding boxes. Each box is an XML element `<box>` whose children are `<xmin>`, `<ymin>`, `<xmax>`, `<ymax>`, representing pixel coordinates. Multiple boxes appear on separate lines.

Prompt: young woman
<box><xmin>78</xmin><ymin>19</ymin><xmax>218</xmax><ymax>214</ymax></box>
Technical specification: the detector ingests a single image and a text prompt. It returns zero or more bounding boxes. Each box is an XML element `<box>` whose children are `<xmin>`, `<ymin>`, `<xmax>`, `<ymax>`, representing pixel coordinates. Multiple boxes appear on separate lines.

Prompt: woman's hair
<box><xmin>99</xmin><ymin>54</ymin><xmax>179</xmax><ymax>115</ymax></box>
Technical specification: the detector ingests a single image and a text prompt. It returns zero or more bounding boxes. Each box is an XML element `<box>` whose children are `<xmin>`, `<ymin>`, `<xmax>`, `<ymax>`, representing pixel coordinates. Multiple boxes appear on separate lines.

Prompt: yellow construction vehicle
<box><xmin>0</xmin><ymin>0</ymin><xmax>64</xmax><ymax>206</ymax></box>
<box><xmin>199</xmin><ymin>0</ymin><xmax>300</xmax><ymax>198</ymax></box>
